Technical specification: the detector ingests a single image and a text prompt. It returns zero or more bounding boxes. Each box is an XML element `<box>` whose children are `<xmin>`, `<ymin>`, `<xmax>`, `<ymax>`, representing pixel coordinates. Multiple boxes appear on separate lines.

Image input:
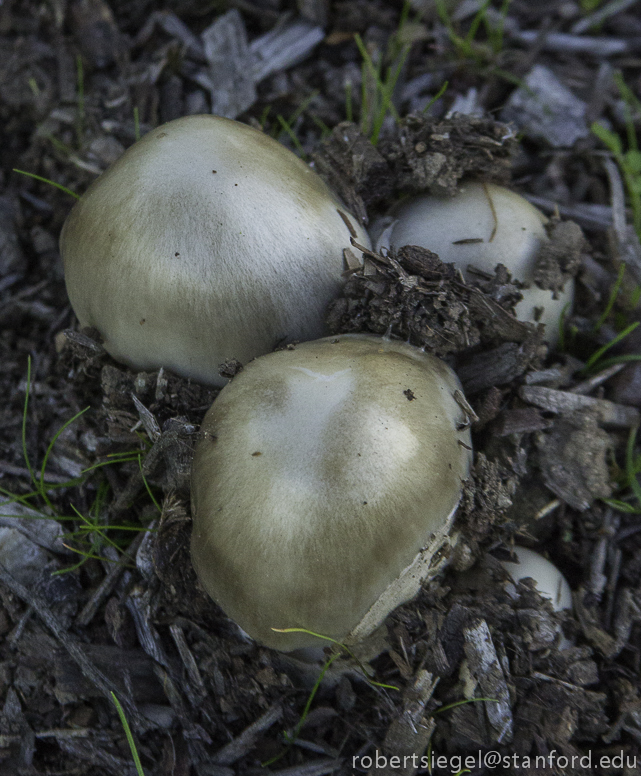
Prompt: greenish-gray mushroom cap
<box><xmin>190</xmin><ymin>334</ymin><xmax>473</xmax><ymax>651</ymax></box>
<box><xmin>60</xmin><ymin>115</ymin><xmax>370</xmax><ymax>386</ymax></box>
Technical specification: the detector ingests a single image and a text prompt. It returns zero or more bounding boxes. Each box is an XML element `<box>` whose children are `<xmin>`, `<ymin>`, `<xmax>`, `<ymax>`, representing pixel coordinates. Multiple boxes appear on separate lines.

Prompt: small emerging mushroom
<box><xmin>500</xmin><ymin>546</ymin><xmax>572</xmax><ymax>612</ymax></box>
<box><xmin>374</xmin><ymin>181</ymin><xmax>573</xmax><ymax>344</ymax></box>
<box><xmin>191</xmin><ymin>334</ymin><xmax>472</xmax><ymax>652</ymax></box>
<box><xmin>60</xmin><ymin>115</ymin><xmax>370</xmax><ymax>386</ymax></box>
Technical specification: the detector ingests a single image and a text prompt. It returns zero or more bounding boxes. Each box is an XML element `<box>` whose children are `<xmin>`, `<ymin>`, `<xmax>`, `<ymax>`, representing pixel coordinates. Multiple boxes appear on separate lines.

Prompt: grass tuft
<box><xmin>2</xmin><ymin>358</ymin><xmax>155</xmax><ymax>575</ymax></box>
<box><xmin>436</xmin><ymin>0</ymin><xmax>512</xmax><ymax>62</ymax></box>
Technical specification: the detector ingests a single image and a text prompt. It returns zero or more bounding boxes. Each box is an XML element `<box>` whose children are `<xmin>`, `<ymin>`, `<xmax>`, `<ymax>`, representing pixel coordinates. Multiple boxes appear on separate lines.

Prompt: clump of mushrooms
<box><xmin>190</xmin><ymin>334</ymin><xmax>473</xmax><ymax>652</ymax></box>
<box><xmin>60</xmin><ymin>114</ymin><xmax>370</xmax><ymax>386</ymax></box>
<box><xmin>374</xmin><ymin>181</ymin><xmax>573</xmax><ymax>344</ymax></box>
<box><xmin>59</xmin><ymin>115</ymin><xmax>476</xmax><ymax>654</ymax></box>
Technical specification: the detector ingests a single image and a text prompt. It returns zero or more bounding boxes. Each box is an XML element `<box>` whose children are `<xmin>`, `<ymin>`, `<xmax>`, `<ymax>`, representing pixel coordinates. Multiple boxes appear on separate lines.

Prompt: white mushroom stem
<box><xmin>191</xmin><ymin>334</ymin><xmax>473</xmax><ymax>651</ymax></box>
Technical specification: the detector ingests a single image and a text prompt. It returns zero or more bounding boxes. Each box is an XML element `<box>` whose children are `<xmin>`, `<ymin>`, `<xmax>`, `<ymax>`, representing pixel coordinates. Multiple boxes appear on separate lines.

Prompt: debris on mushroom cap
<box><xmin>59</xmin><ymin>114</ymin><xmax>370</xmax><ymax>387</ymax></box>
<box><xmin>500</xmin><ymin>546</ymin><xmax>572</xmax><ymax>612</ymax></box>
<box><xmin>374</xmin><ymin>181</ymin><xmax>574</xmax><ymax>345</ymax></box>
<box><xmin>190</xmin><ymin>333</ymin><xmax>473</xmax><ymax>652</ymax></box>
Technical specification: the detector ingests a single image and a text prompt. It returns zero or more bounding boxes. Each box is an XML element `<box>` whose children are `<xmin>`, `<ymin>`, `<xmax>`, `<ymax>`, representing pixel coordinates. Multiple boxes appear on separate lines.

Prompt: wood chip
<box><xmin>0</xmin><ymin>562</ymin><xmax>143</xmax><ymax>728</ymax></box>
<box><xmin>463</xmin><ymin>619</ymin><xmax>513</xmax><ymax>744</ymax></box>
<box><xmin>511</xmin><ymin>29</ymin><xmax>630</xmax><ymax>57</ymax></box>
<box><xmin>369</xmin><ymin>669</ymin><xmax>437</xmax><ymax>776</ymax></box>
<box><xmin>249</xmin><ymin>18</ymin><xmax>324</xmax><ymax>83</ymax></box>
<box><xmin>519</xmin><ymin>385</ymin><xmax>640</xmax><ymax>427</ymax></box>
<box><xmin>570</xmin><ymin>362</ymin><xmax>626</xmax><ymax>395</ymax></box>
<box><xmin>491</xmin><ymin>408</ymin><xmax>551</xmax><ymax>436</ymax></box>
<box><xmin>211</xmin><ymin>703</ymin><xmax>283</xmax><ymax>765</ymax></box>
<box><xmin>131</xmin><ymin>393</ymin><xmax>161</xmax><ymax>442</ymax></box>
<box><xmin>76</xmin><ymin>531</ymin><xmax>146</xmax><ymax>627</ymax></box>
<box><xmin>199</xmin><ymin>9</ymin><xmax>256</xmax><ymax>119</ymax></box>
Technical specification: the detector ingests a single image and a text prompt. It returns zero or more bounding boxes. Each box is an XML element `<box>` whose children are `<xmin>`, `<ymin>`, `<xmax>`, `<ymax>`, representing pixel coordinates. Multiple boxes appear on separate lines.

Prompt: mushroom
<box><xmin>374</xmin><ymin>181</ymin><xmax>573</xmax><ymax>344</ymax></box>
<box><xmin>500</xmin><ymin>546</ymin><xmax>572</xmax><ymax>612</ymax></box>
<box><xmin>190</xmin><ymin>333</ymin><xmax>472</xmax><ymax>651</ymax></box>
<box><xmin>60</xmin><ymin>115</ymin><xmax>370</xmax><ymax>386</ymax></box>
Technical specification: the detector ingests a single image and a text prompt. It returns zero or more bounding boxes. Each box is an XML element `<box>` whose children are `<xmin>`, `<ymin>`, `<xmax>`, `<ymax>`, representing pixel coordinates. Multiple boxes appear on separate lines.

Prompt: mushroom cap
<box><xmin>60</xmin><ymin>115</ymin><xmax>370</xmax><ymax>386</ymax></box>
<box><xmin>500</xmin><ymin>546</ymin><xmax>572</xmax><ymax>612</ymax></box>
<box><xmin>190</xmin><ymin>333</ymin><xmax>472</xmax><ymax>651</ymax></box>
<box><xmin>375</xmin><ymin>182</ymin><xmax>573</xmax><ymax>344</ymax></box>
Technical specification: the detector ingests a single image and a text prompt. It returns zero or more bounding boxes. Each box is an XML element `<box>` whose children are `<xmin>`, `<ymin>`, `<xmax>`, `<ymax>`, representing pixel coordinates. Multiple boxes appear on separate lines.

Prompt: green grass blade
<box><xmin>592</xmin><ymin>121</ymin><xmax>622</xmax><ymax>155</ymax></box>
<box><xmin>371</xmin><ymin>46</ymin><xmax>409</xmax><ymax>145</ymax></box>
<box><xmin>436</xmin><ymin>697</ymin><xmax>499</xmax><ymax>713</ymax></box>
<box><xmin>138</xmin><ymin>455</ymin><xmax>161</xmax><ymax>513</ymax></box>
<box><xmin>133</xmin><ymin>106</ymin><xmax>141</xmax><ymax>142</ymax></box>
<box><xmin>13</xmin><ymin>169</ymin><xmax>80</xmax><ymax>200</ymax></box>
<box><xmin>69</xmin><ymin>503</ymin><xmax>127</xmax><ymax>556</ymax></box>
<box><xmin>557</xmin><ymin>302</ymin><xmax>571</xmax><ymax>352</ymax></box>
<box><xmin>76</xmin><ymin>54</ymin><xmax>85</xmax><ymax>147</ymax></box>
<box><xmin>272</xmin><ymin>627</ymin><xmax>397</xmax><ymax>689</ymax></box>
<box><xmin>465</xmin><ymin>0</ymin><xmax>492</xmax><ymax>47</ymax></box>
<box><xmin>422</xmin><ymin>80</ymin><xmax>448</xmax><ymax>114</ymax></box>
<box><xmin>262</xmin><ymin>650</ymin><xmax>341</xmax><ymax>767</ymax></box>
<box><xmin>287</xmin><ymin>651</ymin><xmax>340</xmax><ymax>741</ymax></box>
<box><xmin>21</xmin><ymin>358</ymin><xmax>38</xmax><ymax>491</ymax></box>
<box><xmin>276</xmin><ymin>115</ymin><xmax>307</xmax><ymax>159</ymax></box>
<box><xmin>583</xmin><ymin>321</ymin><xmax>639</xmax><ymax>372</ymax></box>
<box><xmin>39</xmin><ymin>407</ymin><xmax>90</xmax><ymax>496</ymax></box>
<box><xmin>625</xmin><ymin>424</ymin><xmax>641</xmax><ymax>507</ymax></box>
<box><xmin>594</xmin><ymin>263</ymin><xmax>626</xmax><ymax>332</ymax></box>
<box><xmin>110</xmin><ymin>692</ymin><xmax>145</xmax><ymax>776</ymax></box>
<box><xmin>81</xmin><ymin>453</ymin><xmax>146</xmax><ymax>474</ymax></box>
<box><xmin>603</xmin><ymin>498</ymin><xmax>641</xmax><ymax>514</ymax></box>
<box><xmin>588</xmin><ymin>354</ymin><xmax>641</xmax><ymax>370</ymax></box>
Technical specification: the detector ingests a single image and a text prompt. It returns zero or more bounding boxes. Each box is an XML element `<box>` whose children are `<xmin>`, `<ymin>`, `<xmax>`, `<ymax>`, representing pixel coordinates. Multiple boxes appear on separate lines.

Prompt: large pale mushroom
<box><xmin>60</xmin><ymin>115</ymin><xmax>370</xmax><ymax>386</ymax></box>
<box><xmin>190</xmin><ymin>333</ymin><xmax>473</xmax><ymax>652</ymax></box>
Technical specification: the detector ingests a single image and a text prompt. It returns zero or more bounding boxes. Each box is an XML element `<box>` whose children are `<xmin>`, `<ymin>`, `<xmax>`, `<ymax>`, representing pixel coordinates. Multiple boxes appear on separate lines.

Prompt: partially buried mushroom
<box><xmin>190</xmin><ymin>334</ymin><xmax>473</xmax><ymax>652</ymax></box>
<box><xmin>500</xmin><ymin>546</ymin><xmax>572</xmax><ymax>612</ymax></box>
<box><xmin>60</xmin><ymin>115</ymin><xmax>370</xmax><ymax>386</ymax></box>
<box><xmin>374</xmin><ymin>181</ymin><xmax>573</xmax><ymax>345</ymax></box>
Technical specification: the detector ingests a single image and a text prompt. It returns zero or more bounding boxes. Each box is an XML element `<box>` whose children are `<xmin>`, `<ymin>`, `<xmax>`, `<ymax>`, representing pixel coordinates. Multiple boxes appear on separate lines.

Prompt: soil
<box><xmin>1</xmin><ymin>1</ymin><xmax>641</xmax><ymax>775</ymax></box>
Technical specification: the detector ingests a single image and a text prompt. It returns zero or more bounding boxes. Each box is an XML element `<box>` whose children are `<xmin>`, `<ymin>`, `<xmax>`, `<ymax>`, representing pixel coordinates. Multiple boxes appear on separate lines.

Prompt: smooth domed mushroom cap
<box><xmin>376</xmin><ymin>182</ymin><xmax>573</xmax><ymax>344</ymax></box>
<box><xmin>60</xmin><ymin>115</ymin><xmax>370</xmax><ymax>386</ymax></box>
<box><xmin>190</xmin><ymin>334</ymin><xmax>472</xmax><ymax>651</ymax></box>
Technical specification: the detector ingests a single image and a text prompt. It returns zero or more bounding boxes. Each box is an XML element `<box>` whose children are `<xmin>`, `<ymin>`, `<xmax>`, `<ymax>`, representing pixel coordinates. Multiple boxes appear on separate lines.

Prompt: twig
<box><xmin>571</xmin><ymin>0</ymin><xmax>639</xmax><ymax>35</ymax></box>
<box><xmin>604</xmin><ymin>156</ymin><xmax>628</xmax><ymax>244</ymax></box>
<box><xmin>169</xmin><ymin>622</ymin><xmax>207</xmax><ymax>701</ymax></box>
<box><xmin>76</xmin><ymin>530</ymin><xmax>146</xmax><ymax>627</ymax></box>
<box><xmin>524</xmin><ymin>195</ymin><xmax>613</xmax><ymax>232</ymax></box>
<box><xmin>0</xmin><ymin>561</ymin><xmax>142</xmax><ymax>728</ymax></box>
<box><xmin>512</xmin><ymin>29</ymin><xmax>629</xmax><ymax>57</ymax></box>
<box><xmin>602</xmin><ymin>156</ymin><xmax>641</xmax><ymax>284</ymax></box>
<box><xmin>519</xmin><ymin>385</ymin><xmax>640</xmax><ymax>427</ymax></box>
<box><xmin>570</xmin><ymin>363</ymin><xmax>626</xmax><ymax>395</ymax></box>
<box><xmin>212</xmin><ymin>704</ymin><xmax>283</xmax><ymax>765</ymax></box>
